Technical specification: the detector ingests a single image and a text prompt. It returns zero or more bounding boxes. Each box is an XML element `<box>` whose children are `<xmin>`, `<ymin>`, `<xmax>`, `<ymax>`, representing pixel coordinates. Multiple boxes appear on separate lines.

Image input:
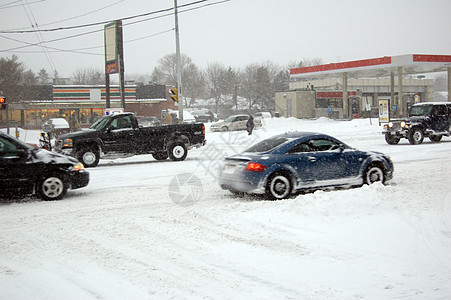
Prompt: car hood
<box><xmin>59</xmin><ymin>129</ymin><xmax>97</xmax><ymax>140</ymax></box>
<box><xmin>211</xmin><ymin>121</ymin><xmax>226</xmax><ymax>127</ymax></box>
<box><xmin>32</xmin><ymin>148</ymin><xmax>79</xmax><ymax>165</ymax></box>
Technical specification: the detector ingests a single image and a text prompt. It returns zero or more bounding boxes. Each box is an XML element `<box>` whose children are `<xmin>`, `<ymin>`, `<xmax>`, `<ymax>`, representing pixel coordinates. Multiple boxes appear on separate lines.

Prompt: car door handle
<box><xmin>307</xmin><ymin>157</ymin><xmax>316</xmax><ymax>162</ymax></box>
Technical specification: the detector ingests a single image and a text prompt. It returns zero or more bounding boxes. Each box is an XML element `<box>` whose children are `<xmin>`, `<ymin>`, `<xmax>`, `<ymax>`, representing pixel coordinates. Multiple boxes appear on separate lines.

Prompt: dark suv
<box><xmin>383</xmin><ymin>102</ymin><xmax>451</xmax><ymax>145</ymax></box>
<box><xmin>0</xmin><ymin>132</ymin><xmax>89</xmax><ymax>200</ymax></box>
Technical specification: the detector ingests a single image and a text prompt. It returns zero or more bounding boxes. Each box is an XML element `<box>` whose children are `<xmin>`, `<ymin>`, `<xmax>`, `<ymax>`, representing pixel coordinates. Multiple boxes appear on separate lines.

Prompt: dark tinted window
<box><xmin>244</xmin><ymin>137</ymin><xmax>288</xmax><ymax>153</ymax></box>
<box><xmin>308</xmin><ymin>139</ymin><xmax>341</xmax><ymax>151</ymax></box>
<box><xmin>287</xmin><ymin>142</ymin><xmax>312</xmax><ymax>154</ymax></box>
<box><xmin>409</xmin><ymin>104</ymin><xmax>433</xmax><ymax>117</ymax></box>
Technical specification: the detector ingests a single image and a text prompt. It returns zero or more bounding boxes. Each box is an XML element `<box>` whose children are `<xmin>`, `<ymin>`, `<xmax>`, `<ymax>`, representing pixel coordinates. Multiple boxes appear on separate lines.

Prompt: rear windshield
<box><xmin>244</xmin><ymin>137</ymin><xmax>288</xmax><ymax>153</ymax></box>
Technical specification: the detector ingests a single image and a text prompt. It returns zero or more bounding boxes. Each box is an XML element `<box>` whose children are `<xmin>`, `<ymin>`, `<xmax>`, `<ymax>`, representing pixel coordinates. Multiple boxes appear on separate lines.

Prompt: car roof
<box><xmin>268</xmin><ymin>131</ymin><xmax>327</xmax><ymax>140</ymax></box>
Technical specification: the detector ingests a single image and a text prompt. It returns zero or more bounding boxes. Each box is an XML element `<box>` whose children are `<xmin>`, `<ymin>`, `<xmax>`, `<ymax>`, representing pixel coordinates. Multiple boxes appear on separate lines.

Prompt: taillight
<box><xmin>202</xmin><ymin>124</ymin><xmax>205</xmax><ymax>135</ymax></box>
<box><xmin>246</xmin><ymin>162</ymin><xmax>267</xmax><ymax>172</ymax></box>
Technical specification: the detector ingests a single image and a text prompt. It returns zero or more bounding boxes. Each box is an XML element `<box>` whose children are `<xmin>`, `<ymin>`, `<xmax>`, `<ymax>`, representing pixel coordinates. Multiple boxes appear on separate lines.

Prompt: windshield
<box><xmin>90</xmin><ymin>116</ymin><xmax>110</xmax><ymax>130</ymax></box>
<box><xmin>409</xmin><ymin>104</ymin><xmax>433</xmax><ymax>117</ymax></box>
<box><xmin>224</xmin><ymin>116</ymin><xmax>235</xmax><ymax>122</ymax></box>
<box><xmin>244</xmin><ymin>137</ymin><xmax>288</xmax><ymax>153</ymax></box>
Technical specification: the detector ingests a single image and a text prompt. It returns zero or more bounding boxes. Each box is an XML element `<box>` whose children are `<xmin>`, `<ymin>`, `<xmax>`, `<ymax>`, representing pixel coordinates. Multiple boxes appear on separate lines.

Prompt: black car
<box><xmin>0</xmin><ymin>132</ymin><xmax>89</xmax><ymax>200</ymax></box>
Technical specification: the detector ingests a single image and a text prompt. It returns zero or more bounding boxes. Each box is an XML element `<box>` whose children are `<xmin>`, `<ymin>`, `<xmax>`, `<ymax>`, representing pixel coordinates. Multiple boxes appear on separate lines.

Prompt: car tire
<box><xmin>77</xmin><ymin>146</ymin><xmax>100</xmax><ymax>168</ymax></box>
<box><xmin>38</xmin><ymin>173</ymin><xmax>67</xmax><ymax>200</ymax></box>
<box><xmin>429</xmin><ymin>135</ymin><xmax>442</xmax><ymax>143</ymax></box>
<box><xmin>168</xmin><ymin>142</ymin><xmax>188</xmax><ymax>161</ymax></box>
<box><xmin>152</xmin><ymin>151</ymin><xmax>168</xmax><ymax>161</ymax></box>
<box><xmin>221</xmin><ymin>126</ymin><xmax>228</xmax><ymax>132</ymax></box>
<box><xmin>408</xmin><ymin>127</ymin><xmax>424</xmax><ymax>145</ymax></box>
<box><xmin>364</xmin><ymin>165</ymin><xmax>385</xmax><ymax>185</ymax></box>
<box><xmin>266</xmin><ymin>172</ymin><xmax>292</xmax><ymax>200</ymax></box>
<box><xmin>384</xmin><ymin>133</ymin><xmax>400</xmax><ymax>145</ymax></box>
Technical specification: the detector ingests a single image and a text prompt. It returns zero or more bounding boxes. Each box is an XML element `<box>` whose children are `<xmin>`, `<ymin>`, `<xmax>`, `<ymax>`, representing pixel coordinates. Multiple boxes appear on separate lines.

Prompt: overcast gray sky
<box><xmin>1</xmin><ymin>0</ymin><xmax>450</xmax><ymax>77</ymax></box>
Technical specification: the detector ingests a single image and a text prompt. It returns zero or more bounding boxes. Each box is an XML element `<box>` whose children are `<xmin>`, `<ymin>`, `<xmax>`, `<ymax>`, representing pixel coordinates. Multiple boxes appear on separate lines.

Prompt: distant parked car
<box><xmin>210</xmin><ymin>114</ymin><xmax>262</xmax><ymax>132</ymax></box>
<box><xmin>0</xmin><ymin>132</ymin><xmax>89</xmax><ymax>200</ymax></box>
<box><xmin>137</xmin><ymin>116</ymin><xmax>161</xmax><ymax>127</ymax></box>
<box><xmin>169</xmin><ymin>110</ymin><xmax>197</xmax><ymax>124</ymax></box>
<box><xmin>253</xmin><ymin>112</ymin><xmax>272</xmax><ymax>120</ymax></box>
<box><xmin>219</xmin><ymin>132</ymin><xmax>393</xmax><ymax>199</ymax></box>
<box><xmin>191</xmin><ymin>109</ymin><xmax>216</xmax><ymax>123</ymax></box>
<box><xmin>41</xmin><ymin>118</ymin><xmax>70</xmax><ymax>137</ymax></box>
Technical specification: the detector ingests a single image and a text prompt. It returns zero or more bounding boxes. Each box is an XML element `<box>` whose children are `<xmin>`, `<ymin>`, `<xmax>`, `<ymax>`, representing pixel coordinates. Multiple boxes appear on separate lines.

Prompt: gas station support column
<box><xmin>390</xmin><ymin>72</ymin><xmax>395</xmax><ymax>117</ymax></box>
<box><xmin>398</xmin><ymin>67</ymin><xmax>403</xmax><ymax>116</ymax></box>
<box><xmin>342</xmin><ymin>72</ymin><xmax>348</xmax><ymax>119</ymax></box>
<box><xmin>448</xmin><ymin>67</ymin><xmax>451</xmax><ymax>101</ymax></box>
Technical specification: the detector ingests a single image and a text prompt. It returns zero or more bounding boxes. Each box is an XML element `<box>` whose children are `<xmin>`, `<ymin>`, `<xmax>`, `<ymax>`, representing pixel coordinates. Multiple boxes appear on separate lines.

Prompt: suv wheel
<box><xmin>429</xmin><ymin>135</ymin><xmax>442</xmax><ymax>143</ymax></box>
<box><xmin>384</xmin><ymin>133</ymin><xmax>400</xmax><ymax>145</ymax></box>
<box><xmin>408</xmin><ymin>127</ymin><xmax>424</xmax><ymax>145</ymax></box>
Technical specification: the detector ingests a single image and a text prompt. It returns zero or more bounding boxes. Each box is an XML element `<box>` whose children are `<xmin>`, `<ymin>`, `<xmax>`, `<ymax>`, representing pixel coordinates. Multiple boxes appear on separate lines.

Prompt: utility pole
<box><xmin>174</xmin><ymin>0</ymin><xmax>183</xmax><ymax>123</ymax></box>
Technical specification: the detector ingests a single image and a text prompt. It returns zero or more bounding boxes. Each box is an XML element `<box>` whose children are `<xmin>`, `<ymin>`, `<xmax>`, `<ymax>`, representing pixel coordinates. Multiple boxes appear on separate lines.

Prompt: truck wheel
<box><xmin>168</xmin><ymin>142</ymin><xmax>187</xmax><ymax>161</ymax></box>
<box><xmin>408</xmin><ymin>127</ymin><xmax>424</xmax><ymax>145</ymax></box>
<box><xmin>364</xmin><ymin>165</ymin><xmax>385</xmax><ymax>185</ymax></box>
<box><xmin>429</xmin><ymin>135</ymin><xmax>442</xmax><ymax>143</ymax></box>
<box><xmin>77</xmin><ymin>146</ymin><xmax>100</xmax><ymax>167</ymax></box>
<box><xmin>152</xmin><ymin>151</ymin><xmax>168</xmax><ymax>161</ymax></box>
<box><xmin>38</xmin><ymin>173</ymin><xmax>67</xmax><ymax>200</ymax></box>
<box><xmin>384</xmin><ymin>133</ymin><xmax>400</xmax><ymax>145</ymax></box>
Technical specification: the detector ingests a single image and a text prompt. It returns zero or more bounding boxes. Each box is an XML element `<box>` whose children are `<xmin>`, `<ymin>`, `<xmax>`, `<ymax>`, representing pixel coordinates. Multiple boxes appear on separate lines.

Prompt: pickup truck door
<box><xmin>102</xmin><ymin>115</ymin><xmax>139</xmax><ymax>153</ymax></box>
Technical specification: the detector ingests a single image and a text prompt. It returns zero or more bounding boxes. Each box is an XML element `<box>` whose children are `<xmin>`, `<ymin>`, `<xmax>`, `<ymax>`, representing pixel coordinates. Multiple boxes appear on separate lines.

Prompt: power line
<box><xmin>0</xmin><ymin>0</ymin><xmax>230</xmax><ymax>53</ymax></box>
<box><xmin>0</xmin><ymin>0</ymin><xmax>214</xmax><ymax>33</ymax></box>
<box><xmin>0</xmin><ymin>0</ymin><xmax>44</xmax><ymax>9</ymax></box>
<box><xmin>6</xmin><ymin>0</ymin><xmax>124</xmax><ymax>30</ymax></box>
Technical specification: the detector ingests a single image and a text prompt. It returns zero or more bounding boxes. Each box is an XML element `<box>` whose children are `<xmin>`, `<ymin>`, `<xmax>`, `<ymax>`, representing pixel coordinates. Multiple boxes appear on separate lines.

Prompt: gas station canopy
<box><xmin>290</xmin><ymin>54</ymin><xmax>451</xmax><ymax>79</ymax></box>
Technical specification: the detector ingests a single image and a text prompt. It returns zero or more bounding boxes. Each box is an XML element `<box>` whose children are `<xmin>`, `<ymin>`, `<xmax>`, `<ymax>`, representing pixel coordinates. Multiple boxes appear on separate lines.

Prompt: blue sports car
<box><xmin>219</xmin><ymin>132</ymin><xmax>394</xmax><ymax>199</ymax></box>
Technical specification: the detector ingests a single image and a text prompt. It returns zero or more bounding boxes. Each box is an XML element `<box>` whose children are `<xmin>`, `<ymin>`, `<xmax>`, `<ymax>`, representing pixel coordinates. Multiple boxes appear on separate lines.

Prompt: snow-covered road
<box><xmin>1</xmin><ymin>118</ymin><xmax>450</xmax><ymax>299</ymax></box>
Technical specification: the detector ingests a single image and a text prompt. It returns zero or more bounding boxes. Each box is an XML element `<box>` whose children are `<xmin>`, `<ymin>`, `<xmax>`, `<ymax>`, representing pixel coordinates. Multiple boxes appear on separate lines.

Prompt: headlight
<box><xmin>63</xmin><ymin>138</ymin><xmax>73</xmax><ymax>147</ymax></box>
<box><xmin>400</xmin><ymin>121</ymin><xmax>406</xmax><ymax>128</ymax></box>
<box><xmin>71</xmin><ymin>162</ymin><xmax>85</xmax><ymax>171</ymax></box>
<box><xmin>388</xmin><ymin>122</ymin><xmax>393</xmax><ymax>128</ymax></box>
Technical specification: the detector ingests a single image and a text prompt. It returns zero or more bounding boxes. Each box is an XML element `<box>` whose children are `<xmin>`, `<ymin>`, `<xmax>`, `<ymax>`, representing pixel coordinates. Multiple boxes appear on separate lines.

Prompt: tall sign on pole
<box><xmin>174</xmin><ymin>0</ymin><xmax>183</xmax><ymax>123</ymax></box>
<box><xmin>104</xmin><ymin>20</ymin><xmax>125</xmax><ymax>110</ymax></box>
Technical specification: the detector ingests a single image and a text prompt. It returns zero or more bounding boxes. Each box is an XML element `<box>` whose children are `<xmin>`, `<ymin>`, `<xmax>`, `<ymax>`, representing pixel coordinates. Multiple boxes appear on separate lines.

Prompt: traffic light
<box><xmin>169</xmin><ymin>88</ymin><xmax>178</xmax><ymax>102</ymax></box>
<box><xmin>0</xmin><ymin>96</ymin><xmax>6</xmax><ymax>110</ymax></box>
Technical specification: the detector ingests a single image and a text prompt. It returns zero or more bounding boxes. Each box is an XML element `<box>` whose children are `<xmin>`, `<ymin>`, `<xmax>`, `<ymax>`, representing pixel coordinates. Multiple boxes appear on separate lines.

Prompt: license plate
<box><xmin>223</xmin><ymin>164</ymin><xmax>236</xmax><ymax>174</ymax></box>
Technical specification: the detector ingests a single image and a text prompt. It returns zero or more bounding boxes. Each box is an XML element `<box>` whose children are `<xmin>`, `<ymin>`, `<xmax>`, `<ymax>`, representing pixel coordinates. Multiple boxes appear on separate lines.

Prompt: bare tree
<box><xmin>205</xmin><ymin>62</ymin><xmax>226</xmax><ymax>114</ymax></box>
<box><xmin>0</xmin><ymin>55</ymin><xmax>38</xmax><ymax>102</ymax></box>
<box><xmin>71</xmin><ymin>67</ymin><xmax>103</xmax><ymax>84</ymax></box>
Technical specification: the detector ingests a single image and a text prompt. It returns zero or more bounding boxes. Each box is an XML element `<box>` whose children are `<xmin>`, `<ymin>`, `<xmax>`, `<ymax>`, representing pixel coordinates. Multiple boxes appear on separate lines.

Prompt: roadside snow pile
<box><xmin>1</xmin><ymin>117</ymin><xmax>450</xmax><ymax>299</ymax></box>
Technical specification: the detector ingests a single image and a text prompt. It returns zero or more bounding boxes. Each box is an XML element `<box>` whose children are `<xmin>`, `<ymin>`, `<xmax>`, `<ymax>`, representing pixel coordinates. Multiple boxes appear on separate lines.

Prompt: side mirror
<box><xmin>17</xmin><ymin>148</ymin><xmax>29</xmax><ymax>158</ymax></box>
<box><xmin>106</xmin><ymin>126</ymin><xmax>113</xmax><ymax>133</ymax></box>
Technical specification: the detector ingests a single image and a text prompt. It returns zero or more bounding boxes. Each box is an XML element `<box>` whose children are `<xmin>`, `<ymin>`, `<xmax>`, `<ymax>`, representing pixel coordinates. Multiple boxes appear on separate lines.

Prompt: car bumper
<box><xmin>69</xmin><ymin>170</ymin><xmax>90</xmax><ymax>189</ymax></box>
<box><xmin>219</xmin><ymin>171</ymin><xmax>266</xmax><ymax>194</ymax></box>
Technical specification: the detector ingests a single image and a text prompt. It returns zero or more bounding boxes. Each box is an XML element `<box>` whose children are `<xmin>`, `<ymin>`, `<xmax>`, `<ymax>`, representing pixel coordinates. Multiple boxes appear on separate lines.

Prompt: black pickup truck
<box><xmin>383</xmin><ymin>102</ymin><xmax>451</xmax><ymax>145</ymax></box>
<box><xmin>54</xmin><ymin>112</ymin><xmax>206</xmax><ymax>167</ymax></box>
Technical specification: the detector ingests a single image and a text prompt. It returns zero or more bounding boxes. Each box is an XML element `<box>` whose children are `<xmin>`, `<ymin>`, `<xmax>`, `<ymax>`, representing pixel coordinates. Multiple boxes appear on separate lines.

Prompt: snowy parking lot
<box><xmin>1</xmin><ymin>117</ymin><xmax>450</xmax><ymax>299</ymax></box>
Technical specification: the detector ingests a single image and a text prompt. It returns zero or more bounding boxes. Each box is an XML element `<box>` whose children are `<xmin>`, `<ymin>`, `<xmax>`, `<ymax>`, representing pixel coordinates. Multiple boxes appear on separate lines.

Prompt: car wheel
<box><xmin>38</xmin><ymin>173</ymin><xmax>67</xmax><ymax>200</ymax></box>
<box><xmin>266</xmin><ymin>172</ymin><xmax>292</xmax><ymax>200</ymax></box>
<box><xmin>77</xmin><ymin>146</ymin><xmax>100</xmax><ymax>167</ymax></box>
<box><xmin>384</xmin><ymin>133</ymin><xmax>400</xmax><ymax>145</ymax></box>
<box><xmin>168</xmin><ymin>142</ymin><xmax>188</xmax><ymax>161</ymax></box>
<box><xmin>364</xmin><ymin>165</ymin><xmax>385</xmax><ymax>185</ymax></box>
<box><xmin>408</xmin><ymin>127</ymin><xmax>424</xmax><ymax>145</ymax></box>
<box><xmin>152</xmin><ymin>151</ymin><xmax>168</xmax><ymax>161</ymax></box>
<box><xmin>429</xmin><ymin>135</ymin><xmax>442</xmax><ymax>143</ymax></box>
<box><xmin>221</xmin><ymin>126</ymin><xmax>228</xmax><ymax>132</ymax></box>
